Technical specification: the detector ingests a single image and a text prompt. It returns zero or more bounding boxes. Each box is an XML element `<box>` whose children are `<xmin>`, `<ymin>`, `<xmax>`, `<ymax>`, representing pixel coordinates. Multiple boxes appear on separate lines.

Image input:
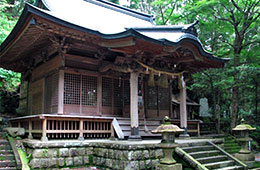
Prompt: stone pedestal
<box><xmin>235</xmin><ymin>153</ymin><xmax>255</xmax><ymax>168</ymax></box>
<box><xmin>156</xmin><ymin>163</ymin><xmax>182</xmax><ymax>170</ymax></box>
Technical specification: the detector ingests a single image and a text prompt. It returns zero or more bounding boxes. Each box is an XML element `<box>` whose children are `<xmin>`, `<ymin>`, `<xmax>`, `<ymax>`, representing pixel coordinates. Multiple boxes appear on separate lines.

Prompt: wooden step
<box><xmin>203</xmin><ymin>160</ymin><xmax>235</xmax><ymax>169</ymax></box>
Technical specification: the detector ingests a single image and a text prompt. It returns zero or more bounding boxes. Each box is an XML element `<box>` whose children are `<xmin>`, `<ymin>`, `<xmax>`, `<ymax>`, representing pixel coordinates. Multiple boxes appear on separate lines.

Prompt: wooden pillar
<box><xmin>58</xmin><ymin>70</ymin><xmax>64</xmax><ymax>114</ymax></box>
<box><xmin>78</xmin><ymin>119</ymin><xmax>84</xmax><ymax>141</ymax></box>
<box><xmin>97</xmin><ymin>76</ymin><xmax>102</xmax><ymax>116</ymax></box>
<box><xmin>41</xmin><ymin>118</ymin><xmax>48</xmax><ymax>141</ymax></box>
<box><xmin>28</xmin><ymin>120</ymin><xmax>33</xmax><ymax>139</ymax></box>
<box><xmin>179</xmin><ymin>75</ymin><xmax>189</xmax><ymax>137</ymax></box>
<box><xmin>129</xmin><ymin>72</ymin><xmax>141</xmax><ymax>140</ymax></box>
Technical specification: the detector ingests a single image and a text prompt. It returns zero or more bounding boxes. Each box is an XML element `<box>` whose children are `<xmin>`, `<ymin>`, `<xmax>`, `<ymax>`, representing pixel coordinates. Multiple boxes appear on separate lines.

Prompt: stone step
<box><xmin>0</xmin><ymin>140</ymin><xmax>8</xmax><ymax>145</ymax></box>
<box><xmin>0</xmin><ymin>154</ymin><xmax>15</xmax><ymax>161</ymax></box>
<box><xmin>214</xmin><ymin>165</ymin><xmax>244</xmax><ymax>170</ymax></box>
<box><xmin>203</xmin><ymin>160</ymin><xmax>235</xmax><ymax>169</ymax></box>
<box><xmin>0</xmin><ymin>150</ymin><xmax>13</xmax><ymax>155</ymax></box>
<box><xmin>0</xmin><ymin>160</ymin><xmax>16</xmax><ymax>167</ymax></box>
<box><xmin>224</xmin><ymin>143</ymin><xmax>240</xmax><ymax>147</ymax></box>
<box><xmin>196</xmin><ymin>155</ymin><xmax>228</xmax><ymax>164</ymax></box>
<box><xmin>189</xmin><ymin>150</ymin><xmax>222</xmax><ymax>159</ymax></box>
<box><xmin>182</xmin><ymin>145</ymin><xmax>215</xmax><ymax>153</ymax></box>
<box><xmin>0</xmin><ymin>145</ymin><xmax>11</xmax><ymax>150</ymax></box>
<box><xmin>0</xmin><ymin>167</ymin><xmax>17</xmax><ymax>170</ymax></box>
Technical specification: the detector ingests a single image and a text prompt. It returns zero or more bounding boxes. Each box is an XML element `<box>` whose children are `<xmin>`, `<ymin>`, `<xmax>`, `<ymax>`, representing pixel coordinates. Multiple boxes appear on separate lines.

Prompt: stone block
<box><xmin>40</xmin><ymin>158</ymin><xmax>49</xmax><ymax>168</ymax></box>
<box><xmin>57</xmin><ymin>158</ymin><xmax>64</xmax><ymax>167</ymax></box>
<box><xmin>133</xmin><ymin>150</ymin><xmax>143</xmax><ymax>160</ymax></box>
<box><xmin>139</xmin><ymin>160</ymin><xmax>145</xmax><ymax>169</ymax></box>
<box><xmin>65</xmin><ymin>157</ymin><xmax>73</xmax><ymax>166</ymax></box>
<box><xmin>47</xmin><ymin>149</ymin><xmax>58</xmax><ymax>158</ymax></box>
<box><xmin>69</xmin><ymin>147</ymin><xmax>79</xmax><ymax>157</ymax></box>
<box><xmin>78</xmin><ymin>147</ymin><xmax>85</xmax><ymax>156</ymax></box>
<box><xmin>151</xmin><ymin>159</ymin><xmax>160</xmax><ymax>167</ymax></box>
<box><xmin>156</xmin><ymin>163</ymin><xmax>182</xmax><ymax>170</ymax></box>
<box><xmin>32</xmin><ymin>149</ymin><xmax>45</xmax><ymax>158</ymax></box>
<box><xmin>83</xmin><ymin>156</ymin><xmax>89</xmax><ymax>164</ymax></box>
<box><xmin>48</xmin><ymin>158</ymin><xmax>57</xmax><ymax>168</ymax></box>
<box><xmin>155</xmin><ymin>149</ymin><xmax>163</xmax><ymax>159</ymax></box>
<box><xmin>59</xmin><ymin>148</ymin><xmax>69</xmax><ymax>157</ymax></box>
<box><xmin>150</xmin><ymin>150</ymin><xmax>156</xmax><ymax>158</ymax></box>
<box><xmin>124</xmin><ymin>160</ymin><xmax>139</xmax><ymax>170</ymax></box>
<box><xmin>108</xmin><ymin>149</ymin><xmax>113</xmax><ymax>158</ymax></box>
<box><xmin>29</xmin><ymin>159</ymin><xmax>41</xmax><ymax>169</ymax></box>
<box><xmin>73</xmin><ymin>156</ymin><xmax>83</xmax><ymax>166</ymax></box>
<box><xmin>86</xmin><ymin>147</ymin><xmax>93</xmax><ymax>155</ymax></box>
<box><xmin>105</xmin><ymin>158</ymin><xmax>112</xmax><ymax>168</ymax></box>
<box><xmin>145</xmin><ymin>159</ymin><xmax>152</xmax><ymax>169</ymax></box>
<box><xmin>143</xmin><ymin>150</ymin><xmax>149</xmax><ymax>159</ymax></box>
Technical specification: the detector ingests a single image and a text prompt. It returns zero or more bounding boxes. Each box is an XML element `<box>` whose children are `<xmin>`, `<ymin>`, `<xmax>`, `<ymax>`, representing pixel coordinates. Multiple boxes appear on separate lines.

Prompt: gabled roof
<box><xmin>35</xmin><ymin>0</ymin><xmax>154</xmax><ymax>34</ymax></box>
<box><xmin>0</xmin><ymin>0</ymin><xmax>229</xmax><ymax>72</ymax></box>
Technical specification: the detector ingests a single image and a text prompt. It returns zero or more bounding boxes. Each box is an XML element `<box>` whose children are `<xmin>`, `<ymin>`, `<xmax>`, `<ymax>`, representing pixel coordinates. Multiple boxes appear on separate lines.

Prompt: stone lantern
<box><xmin>152</xmin><ymin>116</ymin><xmax>184</xmax><ymax>170</ymax></box>
<box><xmin>232</xmin><ymin>119</ymin><xmax>256</xmax><ymax>168</ymax></box>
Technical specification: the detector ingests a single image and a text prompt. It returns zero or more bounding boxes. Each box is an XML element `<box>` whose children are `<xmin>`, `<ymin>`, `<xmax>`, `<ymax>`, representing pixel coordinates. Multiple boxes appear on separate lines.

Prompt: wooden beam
<box><xmin>65</xmin><ymin>54</ymin><xmax>99</xmax><ymax>65</ymax></box>
<box><xmin>98</xmin><ymin>37</ymin><xmax>135</xmax><ymax>48</ymax></box>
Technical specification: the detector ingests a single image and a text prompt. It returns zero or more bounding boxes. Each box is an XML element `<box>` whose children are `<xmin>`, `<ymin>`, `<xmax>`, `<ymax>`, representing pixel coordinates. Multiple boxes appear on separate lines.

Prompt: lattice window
<box><xmin>123</xmin><ymin>80</ymin><xmax>130</xmax><ymax>105</ymax></box>
<box><xmin>102</xmin><ymin>77</ymin><xmax>112</xmax><ymax>106</ymax></box>
<box><xmin>114</xmin><ymin>79</ymin><xmax>123</xmax><ymax>107</ymax></box>
<box><xmin>64</xmin><ymin>73</ymin><xmax>81</xmax><ymax>105</ymax></box>
<box><xmin>82</xmin><ymin>75</ymin><xmax>97</xmax><ymax>106</ymax></box>
<box><xmin>158</xmin><ymin>86</ymin><xmax>169</xmax><ymax>110</ymax></box>
<box><xmin>147</xmin><ymin>86</ymin><xmax>158</xmax><ymax>109</ymax></box>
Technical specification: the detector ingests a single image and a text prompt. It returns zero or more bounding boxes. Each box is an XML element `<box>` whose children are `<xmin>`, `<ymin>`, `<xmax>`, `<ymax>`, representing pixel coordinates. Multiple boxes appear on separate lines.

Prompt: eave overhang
<box><xmin>0</xmin><ymin>3</ymin><xmax>229</xmax><ymax>73</ymax></box>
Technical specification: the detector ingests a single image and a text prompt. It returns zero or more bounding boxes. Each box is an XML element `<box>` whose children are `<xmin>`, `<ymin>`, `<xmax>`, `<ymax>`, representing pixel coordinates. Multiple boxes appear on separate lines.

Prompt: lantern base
<box><xmin>156</xmin><ymin>163</ymin><xmax>182</xmax><ymax>170</ymax></box>
<box><xmin>235</xmin><ymin>152</ymin><xmax>254</xmax><ymax>161</ymax></box>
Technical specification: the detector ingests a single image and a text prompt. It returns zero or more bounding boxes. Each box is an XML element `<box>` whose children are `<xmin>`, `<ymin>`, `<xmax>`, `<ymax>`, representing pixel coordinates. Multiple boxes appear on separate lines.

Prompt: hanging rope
<box><xmin>135</xmin><ymin>60</ymin><xmax>186</xmax><ymax>77</ymax></box>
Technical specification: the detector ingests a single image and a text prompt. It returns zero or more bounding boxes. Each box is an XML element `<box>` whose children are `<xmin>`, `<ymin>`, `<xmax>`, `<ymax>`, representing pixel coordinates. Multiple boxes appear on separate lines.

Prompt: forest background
<box><xmin>0</xmin><ymin>0</ymin><xmax>259</xmax><ymax>144</ymax></box>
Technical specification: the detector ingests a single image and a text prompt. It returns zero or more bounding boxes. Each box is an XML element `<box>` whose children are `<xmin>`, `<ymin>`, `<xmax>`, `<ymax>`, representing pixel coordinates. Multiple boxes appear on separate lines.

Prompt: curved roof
<box><xmin>0</xmin><ymin>0</ymin><xmax>229</xmax><ymax>72</ymax></box>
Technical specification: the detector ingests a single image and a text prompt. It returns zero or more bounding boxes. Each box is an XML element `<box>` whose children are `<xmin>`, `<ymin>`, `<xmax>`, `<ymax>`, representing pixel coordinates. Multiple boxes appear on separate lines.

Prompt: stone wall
<box><xmin>23</xmin><ymin>140</ymin><xmax>163</xmax><ymax>170</ymax></box>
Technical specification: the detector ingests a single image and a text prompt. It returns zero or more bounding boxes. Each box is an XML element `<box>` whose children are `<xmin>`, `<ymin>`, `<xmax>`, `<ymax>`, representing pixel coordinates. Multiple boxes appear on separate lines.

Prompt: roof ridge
<box><xmin>84</xmin><ymin>0</ymin><xmax>154</xmax><ymax>23</ymax></box>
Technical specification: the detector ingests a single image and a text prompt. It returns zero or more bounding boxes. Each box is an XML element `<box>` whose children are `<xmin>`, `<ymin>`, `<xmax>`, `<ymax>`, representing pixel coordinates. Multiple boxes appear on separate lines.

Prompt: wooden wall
<box><xmin>25</xmin><ymin>55</ymin><xmax>63</xmax><ymax>115</ymax></box>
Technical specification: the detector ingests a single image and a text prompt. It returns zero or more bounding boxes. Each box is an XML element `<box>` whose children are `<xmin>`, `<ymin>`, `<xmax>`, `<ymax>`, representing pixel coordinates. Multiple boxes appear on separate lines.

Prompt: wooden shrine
<box><xmin>0</xmin><ymin>0</ymin><xmax>228</xmax><ymax>140</ymax></box>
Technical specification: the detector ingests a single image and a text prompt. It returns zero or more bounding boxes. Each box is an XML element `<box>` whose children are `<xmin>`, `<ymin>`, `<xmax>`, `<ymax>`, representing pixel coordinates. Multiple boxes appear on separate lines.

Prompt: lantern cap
<box><xmin>232</xmin><ymin>119</ymin><xmax>256</xmax><ymax>131</ymax></box>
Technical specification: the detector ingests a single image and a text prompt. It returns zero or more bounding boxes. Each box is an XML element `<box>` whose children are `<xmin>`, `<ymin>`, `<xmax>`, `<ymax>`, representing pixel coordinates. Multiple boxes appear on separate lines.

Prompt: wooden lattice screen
<box><xmin>102</xmin><ymin>77</ymin><xmax>113</xmax><ymax>106</ymax></box>
<box><xmin>64</xmin><ymin>73</ymin><xmax>97</xmax><ymax>106</ymax></box>
<box><xmin>45</xmin><ymin>72</ymin><xmax>59</xmax><ymax>113</ymax></box>
<box><xmin>123</xmin><ymin>80</ymin><xmax>130</xmax><ymax>105</ymax></box>
<box><xmin>147</xmin><ymin>86</ymin><xmax>158</xmax><ymax>109</ymax></box>
<box><xmin>113</xmin><ymin>79</ymin><xmax>123</xmax><ymax>107</ymax></box>
<box><xmin>147</xmin><ymin>85</ymin><xmax>169</xmax><ymax>110</ymax></box>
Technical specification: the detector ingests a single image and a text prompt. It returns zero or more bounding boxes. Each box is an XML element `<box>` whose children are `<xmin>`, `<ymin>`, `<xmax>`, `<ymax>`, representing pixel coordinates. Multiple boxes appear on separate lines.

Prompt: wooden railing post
<box><xmin>41</xmin><ymin>118</ymin><xmax>48</xmax><ymax>141</ymax></box>
<box><xmin>110</xmin><ymin>121</ymin><xmax>115</xmax><ymax>139</ymax></box>
<box><xmin>28</xmin><ymin>120</ymin><xmax>33</xmax><ymax>139</ymax></box>
<box><xmin>78</xmin><ymin>119</ymin><xmax>84</xmax><ymax>141</ymax></box>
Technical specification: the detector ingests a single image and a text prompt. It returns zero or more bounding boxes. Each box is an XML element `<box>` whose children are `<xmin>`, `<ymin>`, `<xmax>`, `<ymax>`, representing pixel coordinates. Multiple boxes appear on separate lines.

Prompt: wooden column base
<box><xmin>128</xmin><ymin>127</ymin><xmax>142</xmax><ymax>140</ymax></box>
<box><xmin>179</xmin><ymin>128</ymin><xmax>190</xmax><ymax>138</ymax></box>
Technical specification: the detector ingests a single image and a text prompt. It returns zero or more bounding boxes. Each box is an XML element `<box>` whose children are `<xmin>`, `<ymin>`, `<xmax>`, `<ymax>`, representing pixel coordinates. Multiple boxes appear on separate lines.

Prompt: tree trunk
<box><xmin>231</xmin><ymin>85</ymin><xmax>238</xmax><ymax>128</ymax></box>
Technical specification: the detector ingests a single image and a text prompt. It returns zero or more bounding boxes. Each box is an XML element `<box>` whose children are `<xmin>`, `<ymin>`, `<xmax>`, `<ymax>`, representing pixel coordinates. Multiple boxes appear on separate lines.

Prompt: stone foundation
<box><xmin>23</xmin><ymin>139</ymin><xmax>163</xmax><ymax>170</ymax></box>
